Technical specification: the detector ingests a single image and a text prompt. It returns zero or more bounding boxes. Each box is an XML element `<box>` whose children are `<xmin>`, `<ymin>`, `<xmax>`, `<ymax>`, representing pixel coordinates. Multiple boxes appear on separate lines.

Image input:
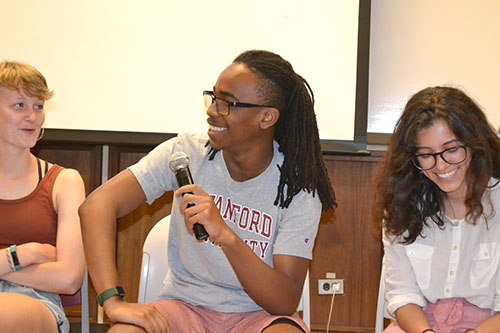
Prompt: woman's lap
<box><xmin>0</xmin><ymin>292</ymin><xmax>59</xmax><ymax>332</ymax></box>
<box><xmin>0</xmin><ymin>280</ymin><xmax>69</xmax><ymax>333</ymax></box>
<box><xmin>384</xmin><ymin>298</ymin><xmax>492</xmax><ymax>333</ymax></box>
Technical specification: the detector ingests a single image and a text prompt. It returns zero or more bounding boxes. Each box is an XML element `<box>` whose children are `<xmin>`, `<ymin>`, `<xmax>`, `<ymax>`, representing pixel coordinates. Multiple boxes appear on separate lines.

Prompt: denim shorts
<box><xmin>0</xmin><ymin>280</ymin><xmax>70</xmax><ymax>333</ymax></box>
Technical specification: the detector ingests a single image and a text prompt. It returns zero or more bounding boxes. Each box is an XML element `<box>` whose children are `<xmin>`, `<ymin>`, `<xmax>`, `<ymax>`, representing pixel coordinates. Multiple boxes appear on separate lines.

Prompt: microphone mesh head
<box><xmin>169</xmin><ymin>151</ymin><xmax>190</xmax><ymax>173</ymax></box>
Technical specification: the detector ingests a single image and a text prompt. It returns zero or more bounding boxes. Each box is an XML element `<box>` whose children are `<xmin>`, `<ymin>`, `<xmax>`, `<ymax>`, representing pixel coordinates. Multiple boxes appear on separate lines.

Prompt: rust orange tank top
<box><xmin>0</xmin><ymin>165</ymin><xmax>63</xmax><ymax>248</ymax></box>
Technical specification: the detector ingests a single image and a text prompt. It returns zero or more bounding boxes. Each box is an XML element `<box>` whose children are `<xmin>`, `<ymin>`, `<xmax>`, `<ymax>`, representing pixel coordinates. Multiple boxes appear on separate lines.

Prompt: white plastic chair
<box><xmin>297</xmin><ymin>270</ymin><xmax>311</xmax><ymax>328</ymax></box>
<box><xmin>138</xmin><ymin>216</ymin><xmax>171</xmax><ymax>304</ymax></box>
<box><xmin>138</xmin><ymin>215</ymin><xmax>311</xmax><ymax>329</ymax></box>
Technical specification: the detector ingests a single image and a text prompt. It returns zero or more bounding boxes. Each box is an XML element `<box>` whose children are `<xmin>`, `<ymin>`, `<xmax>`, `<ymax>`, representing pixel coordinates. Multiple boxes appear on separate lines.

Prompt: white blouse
<box><xmin>383</xmin><ymin>179</ymin><xmax>500</xmax><ymax>317</ymax></box>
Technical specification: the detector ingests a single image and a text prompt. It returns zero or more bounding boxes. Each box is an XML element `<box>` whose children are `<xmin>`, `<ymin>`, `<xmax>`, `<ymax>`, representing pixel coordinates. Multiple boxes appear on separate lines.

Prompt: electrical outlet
<box><xmin>318</xmin><ymin>278</ymin><xmax>344</xmax><ymax>295</ymax></box>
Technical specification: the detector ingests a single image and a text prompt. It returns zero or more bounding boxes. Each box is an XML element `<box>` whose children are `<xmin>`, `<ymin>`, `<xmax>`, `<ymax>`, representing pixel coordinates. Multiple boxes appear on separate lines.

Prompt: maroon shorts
<box><xmin>152</xmin><ymin>299</ymin><xmax>308</xmax><ymax>332</ymax></box>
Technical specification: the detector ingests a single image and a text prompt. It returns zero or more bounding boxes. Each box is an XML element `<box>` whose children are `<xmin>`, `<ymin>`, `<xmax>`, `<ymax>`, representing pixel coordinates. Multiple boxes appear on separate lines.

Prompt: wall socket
<box><xmin>318</xmin><ymin>278</ymin><xmax>344</xmax><ymax>295</ymax></box>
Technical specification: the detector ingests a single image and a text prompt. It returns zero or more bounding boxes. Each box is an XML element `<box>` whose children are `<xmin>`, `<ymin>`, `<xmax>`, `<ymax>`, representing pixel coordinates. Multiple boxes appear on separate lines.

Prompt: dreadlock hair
<box><xmin>216</xmin><ymin>50</ymin><xmax>336</xmax><ymax>211</ymax></box>
<box><xmin>375</xmin><ymin>86</ymin><xmax>500</xmax><ymax>244</ymax></box>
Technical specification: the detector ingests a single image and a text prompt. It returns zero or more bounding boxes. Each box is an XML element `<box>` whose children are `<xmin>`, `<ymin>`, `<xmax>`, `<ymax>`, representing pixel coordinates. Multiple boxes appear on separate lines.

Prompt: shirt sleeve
<box><xmin>128</xmin><ymin>138</ymin><xmax>178</xmax><ymax>204</ymax></box>
<box><xmin>383</xmin><ymin>230</ymin><xmax>427</xmax><ymax>316</ymax></box>
<box><xmin>494</xmin><ymin>258</ymin><xmax>500</xmax><ymax>313</ymax></box>
<box><xmin>272</xmin><ymin>190</ymin><xmax>322</xmax><ymax>260</ymax></box>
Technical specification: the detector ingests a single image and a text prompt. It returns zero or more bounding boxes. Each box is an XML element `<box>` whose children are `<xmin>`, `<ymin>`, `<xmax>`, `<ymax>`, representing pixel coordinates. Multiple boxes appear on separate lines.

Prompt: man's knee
<box><xmin>262</xmin><ymin>318</ymin><xmax>305</xmax><ymax>333</ymax></box>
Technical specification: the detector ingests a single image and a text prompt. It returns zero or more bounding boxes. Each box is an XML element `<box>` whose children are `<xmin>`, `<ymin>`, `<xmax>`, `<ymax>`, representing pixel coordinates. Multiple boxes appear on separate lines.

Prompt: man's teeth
<box><xmin>210</xmin><ymin>125</ymin><xmax>226</xmax><ymax>132</ymax></box>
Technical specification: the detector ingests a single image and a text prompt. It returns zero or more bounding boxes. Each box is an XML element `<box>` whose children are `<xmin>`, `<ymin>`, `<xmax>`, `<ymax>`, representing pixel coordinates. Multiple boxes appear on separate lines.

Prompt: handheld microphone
<box><xmin>169</xmin><ymin>152</ymin><xmax>209</xmax><ymax>241</ymax></box>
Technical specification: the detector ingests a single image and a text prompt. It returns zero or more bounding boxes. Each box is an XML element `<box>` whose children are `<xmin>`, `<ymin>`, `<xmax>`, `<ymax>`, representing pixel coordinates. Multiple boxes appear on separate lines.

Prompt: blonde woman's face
<box><xmin>0</xmin><ymin>86</ymin><xmax>45</xmax><ymax>149</ymax></box>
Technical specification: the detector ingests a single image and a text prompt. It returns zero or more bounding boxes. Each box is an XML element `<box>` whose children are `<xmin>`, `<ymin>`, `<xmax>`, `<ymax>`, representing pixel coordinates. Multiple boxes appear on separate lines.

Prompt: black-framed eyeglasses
<box><xmin>203</xmin><ymin>90</ymin><xmax>275</xmax><ymax>116</ymax></box>
<box><xmin>412</xmin><ymin>145</ymin><xmax>468</xmax><ymax>171</ymax></box>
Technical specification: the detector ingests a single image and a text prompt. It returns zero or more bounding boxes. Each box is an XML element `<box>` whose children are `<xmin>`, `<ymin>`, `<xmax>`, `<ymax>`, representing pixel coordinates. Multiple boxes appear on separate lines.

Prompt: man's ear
<box><xmin>260</xmin><ymin>108</ymin><xmax>280</xmax><ymax>129</ymax></box>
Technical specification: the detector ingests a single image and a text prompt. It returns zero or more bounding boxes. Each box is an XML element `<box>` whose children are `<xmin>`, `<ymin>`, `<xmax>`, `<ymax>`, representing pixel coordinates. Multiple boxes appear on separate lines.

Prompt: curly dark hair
<box><xmin>375</xmin><ymin>86</ymin><xmax>500</xmax><ymax>244</ymax></box>
<box><xmin>208</xmin><ymin>50</ymin><xmax>336</xmax><ymax>211</ymax></box>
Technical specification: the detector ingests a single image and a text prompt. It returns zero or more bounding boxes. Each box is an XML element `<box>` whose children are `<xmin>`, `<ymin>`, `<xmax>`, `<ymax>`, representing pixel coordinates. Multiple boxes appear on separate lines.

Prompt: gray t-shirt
<box><xmin>129</xmin><ymin>133</ymin><xmax>322</xmax><ymax>313</ymax></box>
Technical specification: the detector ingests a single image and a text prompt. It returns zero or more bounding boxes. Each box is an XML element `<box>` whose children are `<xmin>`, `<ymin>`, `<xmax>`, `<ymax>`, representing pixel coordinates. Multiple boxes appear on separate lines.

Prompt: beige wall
<box><xmin>2</xmin><ymin>0</ymin><xmax>360</xmax><ymax>141</ymax></box>
<box><xmin>369</xmin><ymin>0</ymin><xmax>500</xmax><ymax>134</ymax></box>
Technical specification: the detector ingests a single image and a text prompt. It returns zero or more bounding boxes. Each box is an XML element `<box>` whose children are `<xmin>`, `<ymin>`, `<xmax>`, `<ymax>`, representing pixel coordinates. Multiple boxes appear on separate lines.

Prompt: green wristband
<box><xmin>97</xmin><ymin>286</ymin><xmax>125</xmax><ymax>306</ymax></box>
<box><xmin>9</xmin><ymin>245</ymin><xmax>22</xmax><ymax>271</ymax></box>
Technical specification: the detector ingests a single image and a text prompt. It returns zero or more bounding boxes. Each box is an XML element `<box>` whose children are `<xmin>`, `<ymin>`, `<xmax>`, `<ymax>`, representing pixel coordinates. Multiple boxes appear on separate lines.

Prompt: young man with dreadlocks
<box><xmin>79</xmin><ymin>50</ymin><xmax>336</xmax><ymax>332</ymax></box>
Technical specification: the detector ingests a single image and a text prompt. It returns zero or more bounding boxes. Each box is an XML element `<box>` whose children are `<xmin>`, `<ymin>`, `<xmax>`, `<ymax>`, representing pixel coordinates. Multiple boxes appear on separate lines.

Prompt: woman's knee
<box><xmin>0</xmin><ymin>292</ymin><xmax>58</xmax><ymax>333</ymax></box>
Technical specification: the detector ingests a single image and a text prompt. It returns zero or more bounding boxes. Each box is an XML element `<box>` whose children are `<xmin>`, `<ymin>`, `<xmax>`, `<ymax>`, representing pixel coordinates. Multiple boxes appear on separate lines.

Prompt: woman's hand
<box><xmin>17</xmin><ymin>242</ymin><xmax>56</xmax><ymax>267</ymax></box>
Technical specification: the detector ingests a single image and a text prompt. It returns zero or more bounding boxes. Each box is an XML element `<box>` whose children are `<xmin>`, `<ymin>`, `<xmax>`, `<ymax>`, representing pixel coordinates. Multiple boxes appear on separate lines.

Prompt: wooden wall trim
<box><xmin>40</xmin><ymin>128</ymin><xmax>176</xmax><ymax>146</ymax></box>
<box><xmin>40</xmin><ymin>128</ymin><xmax>387</xmax><ymax>155</ymax></box>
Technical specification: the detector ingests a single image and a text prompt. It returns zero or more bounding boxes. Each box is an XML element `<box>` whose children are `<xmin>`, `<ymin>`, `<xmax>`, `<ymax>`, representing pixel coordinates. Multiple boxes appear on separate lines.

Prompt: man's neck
<box><xmin>222</xmin><ymin>144</ymin><xmax>275</xmax><ymax>182</ymax></box>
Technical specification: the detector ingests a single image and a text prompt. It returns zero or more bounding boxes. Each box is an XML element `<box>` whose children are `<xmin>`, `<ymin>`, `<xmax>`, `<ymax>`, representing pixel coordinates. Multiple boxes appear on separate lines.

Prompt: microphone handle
<box><xmin>175</xmin><ymin>168</ymin><xmax>209</xmax><ymax>241</ymax></box>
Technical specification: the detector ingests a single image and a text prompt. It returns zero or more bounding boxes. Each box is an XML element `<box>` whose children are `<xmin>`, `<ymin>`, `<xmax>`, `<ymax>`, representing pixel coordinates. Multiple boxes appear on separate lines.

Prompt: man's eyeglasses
<box><xmin>203</xmin><ymin>90</ymin><xmax>275</xmax><ymax>116</ymax></box>
<box><xmin>412</xmin><ymin>145</ymin><xmax>468</xmax><ymax>171</ymax></box>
